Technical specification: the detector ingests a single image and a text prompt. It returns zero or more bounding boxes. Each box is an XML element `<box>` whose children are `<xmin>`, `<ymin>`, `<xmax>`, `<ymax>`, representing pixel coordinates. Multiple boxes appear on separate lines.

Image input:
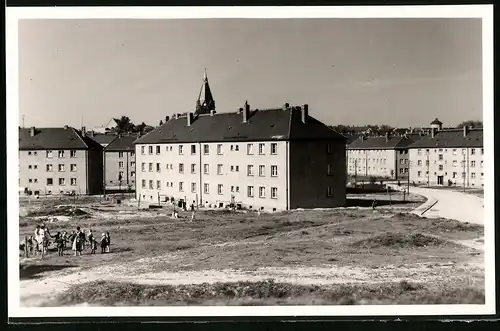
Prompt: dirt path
<box><xmin>20</xmin><ymin>257</ymin><xmax>484</xmax><ymax>307</ymax></box>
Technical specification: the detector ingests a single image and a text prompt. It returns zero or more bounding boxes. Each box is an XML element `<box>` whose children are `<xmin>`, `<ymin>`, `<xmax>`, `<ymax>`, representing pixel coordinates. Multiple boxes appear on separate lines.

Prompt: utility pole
<box><xmin>463</xmin><ymin>152</ymin><xmax>466</xmax><ymax>193</ymax></box>
<box><xmin>426</xmin><ymin>150</ymin><xmax>430</xmax><ymax>187</ymax></box>
<box><xmin>21</xmin><ymin>115</ymin><xmax>25</xmax><ymax>128</ymax></box>
<box><xmin>407</xmin><ymin>159</ymin><xmax>411</xmax><ymax>194</ymax></box>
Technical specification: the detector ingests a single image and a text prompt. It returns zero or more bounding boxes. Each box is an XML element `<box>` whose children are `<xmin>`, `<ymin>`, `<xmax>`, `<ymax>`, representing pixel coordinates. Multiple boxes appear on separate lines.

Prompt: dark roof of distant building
<box><xmin>430</xmin><ymin>118</ymin><xmax>443</xmax><ymax>125</ymax></box>
<box><xmin>408</xmin><ymin>129</ymin><xmax>483</xmax><ymax>149</ymax></box>
<box><xmin>104</xmin><ymin>134</ymin><xmax>138</xmax><ymax>151</ymax></box>
<box><xmin>19</xmin><ymin>127</ymin><xmax>102</xmax><ymax>151</ymax></box>
<box><xmin>347</xmin><ymin>135</ymin><xmax>417</xmax><ymax>150</ymax></box>
<box><xmin>135</xmin><ymin>108</ymin><xmax>346</xmax><ymax>144</ymax></box>
<box><xmin>87</xmin><ymin>133</ymin><xmax>118</xmax><ymax>145</ymax></box>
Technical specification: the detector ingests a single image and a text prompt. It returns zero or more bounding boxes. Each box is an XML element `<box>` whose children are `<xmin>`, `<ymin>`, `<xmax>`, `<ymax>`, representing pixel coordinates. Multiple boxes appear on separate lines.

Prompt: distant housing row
<box><xmin>18</xmin><ymin>73</ymin><xmax>483</xmax><ymax>210</ymax></box>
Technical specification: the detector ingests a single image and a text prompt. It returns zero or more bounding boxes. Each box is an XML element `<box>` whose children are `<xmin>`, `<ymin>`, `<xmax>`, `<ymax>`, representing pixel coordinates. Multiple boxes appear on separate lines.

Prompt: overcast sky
<box><xmin>18</xmin><ymin>18</ymin><xmax>482</xmax><ymax>129</ymax></box>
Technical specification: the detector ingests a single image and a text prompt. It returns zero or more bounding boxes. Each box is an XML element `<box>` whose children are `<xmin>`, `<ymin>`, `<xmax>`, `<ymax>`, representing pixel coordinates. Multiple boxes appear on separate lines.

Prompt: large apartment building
<box><xmin>346</xmin><ymin>133</ymin><xmax>417</xmax><ymax>180</ymax></box>
<box><xmin>408</xmin><ymin>126</ymin><xmax>484</xmax><ymax>187</ymax></box>
<box><xmin>134</xmin><ymin>102</ymin><xmax>347</xmax><ymax>211</ymax></box>
<box><xmin>19</xmin><ymin>126</ymin><xmax>103</xmax><ymax>196</ymax></box>
<box><xmin>103</xmin><ymin>134</ymin><xmax>137</xmax><ymax>191</ymax></box>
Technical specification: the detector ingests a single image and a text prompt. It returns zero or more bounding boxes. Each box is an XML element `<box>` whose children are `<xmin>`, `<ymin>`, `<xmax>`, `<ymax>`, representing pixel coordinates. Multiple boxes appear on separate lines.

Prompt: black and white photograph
<box><xmin>6</xmin><ymin>5</ymin><xmax>494</xmax><ymax>318</ymax></box>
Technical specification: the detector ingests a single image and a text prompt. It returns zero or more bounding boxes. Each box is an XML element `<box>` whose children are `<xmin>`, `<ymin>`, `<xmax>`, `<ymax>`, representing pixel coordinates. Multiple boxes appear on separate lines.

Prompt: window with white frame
<box><xmin>203</xmin><ymin>144</ymin><xmax>209</xmax><ymax>155</ymax></box>
<box><xmin>327</xmin><ymin>187</ymin><xmax>333</xmax><ymax>197</ymax></box>
<box><xmin>156</xmin><ymin>163</ymin><xmax>161</xmax><ymax>172</ymax></box>
<box><xmin>119</xmin><ymin>152</ymin><xmax>124</xmax><ymax>158</ymax></box>
<box><xmin>58</xmin><ymin>164</ymin><xmax>65</xmax><ymax>172</ymax></box>
<box><xmin>191</xmin><ymin>164</ymin><xmax>196</xmax><ymax>174</ymax></box>
<box><xmin>259</xmin><ymin>143</ymin><xmax>265</xmax><ymax>155</ymax></box>
<box><xmin>142</xmin><ymin>180</ymin><xmax>146</xmax><ymax>188</ymax></box>
<box><xmin>47</xmin><ymin>178</ymin><xmax>53</xmax><ymax>185</ymax></box>
<box><xmin>247</xmin><ymin>186</ymin><xmax>254</xmax><ymax>197</ymax></box>
<box><xmin>271</xmin><ymin>187</ymin><xmax>277</xmax><ymax>199</ymax></box>
<box><xmin>453</xmin><ymin>172</ymin><xmax>457</xmax><ymax>178</ymax></box>
<box><xmin>471</xmin><ymin>173</ymin><xmax>476</xmax><ymax>179</ymax></box>
<box><xmin>417</xmin><ymin>171</ymin><xmax>422</xmax><ymax>177</ymax></box>
<box><xmin>47</xmin><ymin>150</ymin><xmax>53</xmax><ymax>158</ymax></box>
<box><xmin>247</xmin><ymin>165</ymin><xmax>254</xmax><ymax>176</ymax></box>
<box><xmin>118</xmin><ymin>171</ymin><xmax>124</xmax><ymax>180</ymax></box>
<box><xmin>179</xmin><ymin>145</ymin><xmax>184</xmax><ymax>155</ymax></box>
<box><xmin>259</xmin><ymin>187</ymin><xmax>265</xmax><ymax>198</ymax></box>
<box><xmin>148</xmin><ymin>146</ymin><xmax>153</xmax><ymax>155</ymax></box>
<box><xmin>439</xmin><ymin>165</ymin><xmax>443</xmax><ymax>171</ymax></box>
<box><xmin>247</xmin><ymin>143</ymin><xmax>254</xmax><ymax>155</ymax></box>
<box><xmin>259</xmin><ymin>165</ymin><xmax>265</xmax><ymax>177</ymax></box>
<box><xmin>148</xmin><ymin>163</ymin><xmax>153</xmax><ymax>172</ymax></box>
<box><xmin>70</xmin><ymin>150</ymin><xmax>76</xmax><ymax>158</ymax></box>
<box><xmin>217</xmin><ymin>144</ymin><xmax>223</xmax><ymax>155</ymax></box>
<box><xmin>204</xmin><ymin>164</ymin><xmax>209</xmax><ymax>174</ymax></box>
<box><xmin>141</xmin><ymin>163</ymin><xmax>146</xmax><ymax>172</ymax></box>
<box><xmin>119</xmin><ymin>161</ymin><xmax>124</xmax><ymax>168</ymax></box>
<box><xmin>141</xmin><ymin>146</ymin><xmax>145</xmax><ymax>155</ymax></box>
<box><xmin>204</xmin><ymin>183</ymin><xmax>209</xmax><ymax>194</ymax></box>
<box><xmin>417</xmin><ymin>160</ymin><xmax>422</xmax><ymax>166</ymax></box>
<box><xmin>191</xmin><ymin>145</ymin><xmax>197</xmax><ymax>155</ymax></box>
<box><xmin>59</xmin><ymin>178</ymin><xmax>66</xmax><ymax>185</ymax></box>
<box><xmin>157</xmin><ymin>180</ymin><xmax>161</xmax><ymax>189</ymax></box>
<box><xmin>217</xmin><ymin>164</ymin><xmax>223</xmax><ymax>175</ymax></box>
<box><xmin>417</xmin><ymin>149</ymin><xmax>422</xmax><ymax>155</ymax></box>
<box><xmin>179</xmin><ymin>182</ymin><xmax>184</xmax><ymax>192</ymax></box>
<box><xmin>271</xmin><ymin>143</ymin><xmax>277</xmax><ymax>155</ymax></box>
<box><xmin>218</xmin><ymin>184</ymin><xmax>223</xmax><ymax>195</ymax></box>
<box><xmin>70</xmin><ymin>164</ymin><xmax>77</xmax><ymax>171</ymax></box>
<box><xmin>179</xmin><ymin>163</ymin><xmax>184</xmax><ymax>173</ymax></box>
<box><xmin>191</xmin><ymin>182</ymin><xmax>196</xmax><ymax>193</ymax></box>
<box><xmin>149</xmin><ymin>180</ymin><xmax>153</xmax><ymax>189</ymax></box>
<box><xmin>271</xmin><ymin>165</ymin><xmax>278</xmax><ymax>177</ymax></box>
<box><xmin>156</xmin><ymin>146</ymin><xmax>161</xmax><ymax>155</ymax></box>
<box><xmin>471</xmin><ymin>161</ymin><xmax>476</xmax><ymax>167</ymax></box>
<box><xmin>235</xmin><ymin>165</ymin><xmax>239</xmax><ymax>172</ymax></box>
<box><xmin>71</xmin><ymin>178</ymin><xmax>77</xmax><ymax>186</ymax></box>
<box><xmin>58</xmin><ymin>150</ymin><xmax>65</xmax><ymax>158</ymax></box>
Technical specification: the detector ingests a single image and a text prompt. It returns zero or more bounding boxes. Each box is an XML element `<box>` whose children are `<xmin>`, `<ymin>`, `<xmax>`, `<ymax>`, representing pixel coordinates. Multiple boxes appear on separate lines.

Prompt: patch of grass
<box><xmin>48</xmin><ymin>279</ymin><xmax>484</xmax><ymax>306</ymax></box>
<box><xmin>351</xmin><ymin>232</ymin><xmax>450</xmax><ymax>249</ymax></box>
<box><xmin>27</xmin><ymin>206</ymin><xmax>88</xmax><ymax>217</ymax></box>
<box><xmin>20</xmin><ymin>263</ymin><xmax>78</xmax><ymax>280</ymax></box>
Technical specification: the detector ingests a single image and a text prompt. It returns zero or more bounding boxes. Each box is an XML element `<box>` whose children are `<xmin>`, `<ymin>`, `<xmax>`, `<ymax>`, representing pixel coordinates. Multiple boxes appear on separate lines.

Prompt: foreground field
<box><xmin>18</xmin><ymin>194</ymin><xmax>484</xmax><ymax>306</ymax></box>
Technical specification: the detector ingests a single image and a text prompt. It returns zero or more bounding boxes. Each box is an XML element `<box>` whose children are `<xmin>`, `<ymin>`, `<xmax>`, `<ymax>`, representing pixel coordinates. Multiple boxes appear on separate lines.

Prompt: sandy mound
<box><xmin>351</xmin><ymin>232</ymin><xmax>449</xmax><ymax>249</ymax></box>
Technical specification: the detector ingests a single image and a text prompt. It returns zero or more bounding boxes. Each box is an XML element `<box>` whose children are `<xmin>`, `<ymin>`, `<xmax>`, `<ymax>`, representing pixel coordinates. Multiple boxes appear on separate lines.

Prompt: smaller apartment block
<box><xmin>103</xmin><ymin>134</ymin><xmax>137</xmax><ymax>191</ymax></box>
<box><xmin>134</xmin><ymin>103</ymin><xmax>347</xmax><ymax>211</ymax></box>
<box><xmin>19</xmin><ymin>126</ymin><xmax>103</xmax><ymax>196</ymax></box>
<box><xmin>408</xmin><ymin>126</ymin><xmax>484</xmax><ymax>187</ymax></box>
<box><xmin>346</xmin><ymin>134</ymin><xmax>416</xmax><ymax>180</ymax></box>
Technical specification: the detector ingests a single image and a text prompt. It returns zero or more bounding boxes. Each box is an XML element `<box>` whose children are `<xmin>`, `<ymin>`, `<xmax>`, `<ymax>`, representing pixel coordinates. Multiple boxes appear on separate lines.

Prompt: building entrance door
<box><xmin>437</xmin><ymin>176</ymin><xmax>444</xmax><ymax>185</ymax></box>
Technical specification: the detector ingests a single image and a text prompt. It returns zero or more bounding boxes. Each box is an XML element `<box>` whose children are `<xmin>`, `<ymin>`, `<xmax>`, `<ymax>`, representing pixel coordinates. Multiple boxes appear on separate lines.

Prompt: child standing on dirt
<box><xmin>100</xmin><ymin>233</ymin><xmax>107</xmax><ymax>253</ymax></box>
<box><xmin>105</xmin><ymin>232</ymin><xmax>111</xmax><ymax>253</ymax></box>
<box><xmin>54</xmin><ymin>232</ymin><xmax>64</xmax><ymax>256</ymax></box>
<box><xmin>87</xmin><ymin>229</ymin><xmax>94</xmax><ymax>253</ymax></box>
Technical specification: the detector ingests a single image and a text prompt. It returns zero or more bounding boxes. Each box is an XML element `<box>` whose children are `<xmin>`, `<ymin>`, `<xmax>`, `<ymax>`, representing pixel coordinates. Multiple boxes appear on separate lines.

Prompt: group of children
<box><xmin>25</xmin><ymin>223</ymin><xmax>111</xmax><ymax>257</ymax></box>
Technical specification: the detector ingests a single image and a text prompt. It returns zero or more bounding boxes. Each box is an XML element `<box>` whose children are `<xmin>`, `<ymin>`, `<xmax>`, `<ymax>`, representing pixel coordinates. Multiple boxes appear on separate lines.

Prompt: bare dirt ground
<box><xmin>18</xmin><ymin>193</ymin><xmax>484</xmax><ymax>306</ymax></box>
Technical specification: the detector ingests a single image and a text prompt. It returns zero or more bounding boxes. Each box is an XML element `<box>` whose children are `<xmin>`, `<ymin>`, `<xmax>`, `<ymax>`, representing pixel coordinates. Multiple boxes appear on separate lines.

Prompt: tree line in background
<box><xmin>109</xmin><ymin>116</ymin><xmax>155</xmax><ymax>134</ymax></box>
<box><xmin>329</xmin><ymin>120</ymin><xmax>483</xmax><ymax>136</ymax></box>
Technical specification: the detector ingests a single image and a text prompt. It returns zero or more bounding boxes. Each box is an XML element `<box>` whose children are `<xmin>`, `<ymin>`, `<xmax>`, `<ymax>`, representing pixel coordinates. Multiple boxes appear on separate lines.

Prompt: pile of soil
<box><xmin>351</xmin><ymin>232</ymin><xmax>449</xmax><ymax>249</ymax></box>
<box><xmin>27</xmin><ymin>205</ymin><xmax>89</xmax><ymax>217</ymax></box>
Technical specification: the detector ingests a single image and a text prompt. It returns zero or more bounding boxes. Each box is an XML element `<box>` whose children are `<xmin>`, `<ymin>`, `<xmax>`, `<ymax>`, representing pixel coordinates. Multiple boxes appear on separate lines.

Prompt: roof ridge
<box><xmin>70</xmin><ymin>127</ymin><xmax>89</xmax><ymax>149</ymax></box>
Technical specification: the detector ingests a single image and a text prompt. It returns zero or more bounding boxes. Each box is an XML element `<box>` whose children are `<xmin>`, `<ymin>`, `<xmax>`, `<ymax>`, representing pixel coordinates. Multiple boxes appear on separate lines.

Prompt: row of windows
<box><xmin>417</xmin><ymin>148</ymin><xmax>484</xmax><ymax>155</ymax></box>
<box><xmin>26</xmin><ymin>150</ymin><xmax>78</xmax><ymax>158</ymax></box>
<box><xmin>32</xmin><ymin>164</ymin><xmax>79</xmax><ymax>172</ymax></box>
<box><xmin>26</xmin><ymin>178</ymin><xmax>78</xmax><ymax>186</ymax></box>
<box><xmin>348</xmin><ymin>167</ymin><xmax>389</xmax><ymax>172</ymax></box>
<box><xmin>349</xmin><ymin>158</ymin><xmax>388</xmax><ymax>164</ymax></box>
<box><xmin>117</xmin><ymin>152</ymin><xmax>135</xmax><ymax>158</ymax></box>
<box><xmin>140</xmin><ymin>163</ymin><xmax>280</xmax><ymax>177</ymax></box>
<box><xmin>140</xmin><ymin>180</ymin><xmax>280</xmax><ymax>199</ymax></box>
<box><xmin>141</xmin><ymin>143</ymin><xmax>279</xmax><ymax>156</ymax></box>
<box><xmin>416</xmin><ymin>171</ymin><xmax>483</xmax><ymax>179</ymax></box>
<box><xmin>415</xmin><ymin>160</ymin><xmax>483</xmax><ymax>167</ymax></box>
<box><xmin>117</xmin><ymin>161</ymin><xmax>135</xmax><ymax>168</ymax></box>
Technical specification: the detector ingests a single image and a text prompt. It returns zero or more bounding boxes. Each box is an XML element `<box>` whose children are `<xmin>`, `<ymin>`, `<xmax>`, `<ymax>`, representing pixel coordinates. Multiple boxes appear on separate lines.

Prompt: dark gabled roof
<box><xmin>104</xmin><ymin>134</ymin><xmax>138</xmax><ymax>151</ymax></box>
<box><xmin>19</xmin><ymin>127</ymin><xmax>92</xmax><ymax>150</ymax></box>
<box><xmin>408</xmin><ymin>129</ymin><xmax>483</xmax><ymax>149</ymax></box>
<box><xmin>87</xmin><ymin>133</ymin><xmax>118</xmax><ymax>145</ymax></box>
<box><xmin>430</xmin><ymin>118</ymin><xmax>443</xmax><ymax>125</ymax></box>
<box><xmin>347</xmin><ymin>136</ymin><xmax>416</xmax><ymax>150</ymax></box>
<box><xmin>134</xmin><ymin>108</ymin><xmax>345</xmax><ymax>144</ymax></box>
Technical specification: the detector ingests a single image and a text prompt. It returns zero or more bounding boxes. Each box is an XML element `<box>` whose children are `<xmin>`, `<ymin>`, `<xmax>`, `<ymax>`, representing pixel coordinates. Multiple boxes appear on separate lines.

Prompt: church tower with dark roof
<box><xmin>195</xmin><ymin>69</ymin><xmax>216</xmax><ymax>115</ymax></box>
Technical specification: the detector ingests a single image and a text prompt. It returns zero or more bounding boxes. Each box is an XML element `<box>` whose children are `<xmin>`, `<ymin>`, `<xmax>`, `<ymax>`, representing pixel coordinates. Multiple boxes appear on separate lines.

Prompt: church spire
<box><xmin>195</xmin><ymin>68</ymin><xmax>216</xmax><ymax>115</ymax></box>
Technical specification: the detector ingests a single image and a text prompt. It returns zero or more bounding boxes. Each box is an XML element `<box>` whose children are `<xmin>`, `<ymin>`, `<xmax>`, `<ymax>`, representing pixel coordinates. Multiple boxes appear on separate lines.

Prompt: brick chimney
<box><xmin>283</xmin><ymin>102</ymin><xmax>290</xmax><ymax>110</ymax></box>
<box><xmin>463</xmin><ymin>125</ymin><xmax>469</xmax><ymax>137</ymax></box>
<box><xmin>81</xmin><ymin>126</ymin><xmax>86</xmax><ymax>136</ymax></box>
<box><xmin>210</xmin><ymin>110</ymin><xmax>216</xmax><ymax>116</ymax></box>
<box><xmin>301</xmin><ymin>104</ymin><xmax>309</xmax><ymax>124</ymax></box>
<box><xmin>385</xmin><ymin>132</ymin><xmax>390</xmax><ymax>142</ymax></box>
<box><xmin>187</xmin><ymin>112</ymin><xmax>194</xmax><ymax>126</ymax></box>
<box><xmin>237</xmin><ymin>108</ymin><xmax>243</xmax><ymax>114</ymax></box>
<box><xmin>30</xmin><ymin>126</ymin><xmax>35</xmax><ymax>137</ymax></box>
<box><xmin>165</xmin><ymin>116</ymin><xmax>170</xmax><ymax>122</ymax></box>
<box><xmin>64</xmin><ymin>125</ymin><xmax>68</xmax><ymax>130</ymax></box>
<box><xmin>243</xmin><ymin>101</ymin><xmax>250</xmax><ymax>123</ymax></box>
